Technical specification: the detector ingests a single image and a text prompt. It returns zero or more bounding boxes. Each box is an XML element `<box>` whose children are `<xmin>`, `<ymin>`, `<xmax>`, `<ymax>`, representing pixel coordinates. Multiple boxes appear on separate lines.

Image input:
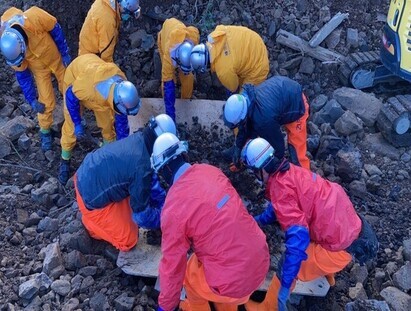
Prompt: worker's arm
<box><xmin>254</xmin><ymin>202</ymin><xmax>277</xmax><ymax>226</ymax></box>
<box><xmin>216</xmin><ymin>67</ymin><xmax>239</xmax><ymax>93</ymax></box>
<box><xmin>114</xmin><ymin>114</ymin><xmax>130</xmax><ymax>140</ymax></box>
<box><xmin>162</xmin><ymin>44</ymin><xmax>177</xmax><ymax>120</ymax></box>
<box><xmin>49</xmin><ymin>22</ymin><xmax>71</xmax><ymax>67</ymax></box>
<box><xmin>65</xmin><ymin>86</ymin><xmax>85</xmax><ymax>138</ymax></box>
<box><xmin>158</xmin><ymin>213</ymin><xmax>190</xmax><ymax>311</ymax></box>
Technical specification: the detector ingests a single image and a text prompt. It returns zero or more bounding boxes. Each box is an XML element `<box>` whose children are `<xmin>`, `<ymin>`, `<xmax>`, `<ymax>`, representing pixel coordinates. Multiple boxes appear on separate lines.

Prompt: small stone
<box><xmin>400</xmin><ymin>152</ymin><xmax>411</xmax><ymax>163</ymax></box>
<box><xmin>299</xmin><ymin>57</ymin><xmax>315</xmax><ymax>74</ymax></box>
<box><xmin>347</xmin><ymin>28</ymin><xmax>359</xmax><ymax>48</ymax></box>
<box><xmin>18</xmin><ymin>278</ymin><xmax>40</xmax><ymax>300</ymax></box>
<box><xmin>350</xmin><ymin>263</ymin><xmax>368</xmax><ymax>284</ymax></box>
<box><xmin>0</xmin><ymin>136</ymin><xmax>11</xmax><ymax>159</ymax></box>
<box><xmin>42</xmin><ymin>242</ymin><xmax>65</xmax><ymax>279</ymax></box>
<box><xmin>62</xmin><ymin>298</ymin><xmax>80</xmax><ymax>311</ymax></box>
<box><xmin>380</xmin><ymin>286</ymin><xmax>411</xmax><ymax>311</ymax></box>
<box><xmin>0</xmin><ymin>103</ymin><xmax>15</xmax><ymax>117</ymax></box>
<box><xmin>18</xmin><ymin>133</ymin><xmax>31</xmax><ymax>150</ymax></box>
<box><xmin>345</xmin><ymin>299</ymin><xmax>390</xmax><ymax>311</ymax></box>
<box><xmin>268</xmin><ymin>21</ymin><xmax>276</xmax><ymax>37</ymax></box>
<box><xmin>0</xmin><ymin>116</ymin><xmax>35</xmax><ymax>140</ymax></box>
<box><xmin>385</xmin><ymin>261</ymin><xmax>398</xmax><ymax>275</ymax></box>
<box><xmin>129</xmin><ymin>30</ymin><xmax>146</xmax><ymax>48</ymax></box>
<box><xmin>141</xmin><ymin>34</ymin><xmax>155</xmax><ymax>51</ymax></box>
<box><xmin>335</xmin><ymin>110</ymin><xmax>364</xmax><ymax>136</ymax></box>
<box><xmin>51</xmin><ymin>279</ymin><xmax>71</xmax><ymax>296</ymax></box>
<box><xmin>64</xmin><ymin>250</ymin><xmax>87</xmax><ymax>271</ymax></box>
<box><xmin>80</xmin><ymin>276</ymin><xmax>95</xmax><ymax>293</ymax></box>
<box><xmin>349</xmin><ymin>282</ymin><xmax>367</xmax><ymax>300</ymax></box>
<box><xmin>403</xmin><ymin>239</ymin><xmax>411</xmax><ymax>261</ymax></box>
<box><xmin>310</xmin><ymin>94</ymin><xmax>328</xmax><ymax>113</ymax></box>
<box><xmin>143</xmin><ymin>79</ymin><xmax>160</xmax><ymax>97</ymax></box>
<box><xmin>319</xmin><ymin>6</ymin><xmax>331</xmax><ymax>23</ymax></box>
<box><xmin>37</xmin><ymin>217</ymin><xmax>59</xmax><ymax>232</ymax></box>
<box><xmin>349</xmin><ymin>180</ymin><xmax>367</xmax><ymax>197</ymax></box>
<box><xmin>114</xmin><ymin>293</ymin><xmax>135</xmax><ymax>311</ymax></box>
<box><xmin>393</xmin><ymin>261</ymin><xmax>411</xmax><ymax>291</ymax></box>
<box><xmin>44</xmin><ymin>150</ymin><xmax>56</xmax><ymax>162</ymax></box>
<box><xmin>90</xmin><ymin>292</ymin><xmax>110</xmax><ymax>310</ymax></box>
<box><xmin>78</xmin><ymin>266</ymin><xmax>98</xmax><ymax>277</ymax></box>
<box><xmin>336</xmin><ymin>147</ymin><xmax>363</xmax><ymax>182</ymax></box>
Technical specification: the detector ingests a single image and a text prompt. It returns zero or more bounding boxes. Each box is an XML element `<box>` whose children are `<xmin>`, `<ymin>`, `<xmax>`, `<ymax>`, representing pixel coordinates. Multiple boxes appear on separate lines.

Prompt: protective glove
<box><xmin>232</xmin><ymin>145</ymin><xmax>242</xmax><ymax>168</ymax></box>
<box><xmin>61</xmin><ymin>53</ymin><xmax>72</xmax><ymax>67</ymax></box>
<box><xmin>30</xmin><ymin>100</ymin><xmax>46</xmax><ymax>114</ymax></box>
<box><xmin>74</xmin><ymin>123</ymin><xmax>86</xmax><ymax>140</ymax></box>
<box><xmin>278</xmin><ymin>286</ymin><xmax>290</xmax><ymax>311</ymax></box>
<box><xmin>114</xmin><ymin>113</ymin><xmax>130</xmax><ymax>140</ymax></box>
<box><xmin>157</xmin><ymin>307</ymin><xmax>164</xmax><ymax>311</ymax></box>
<box><xmin>254</xmin><ymin>203</ymin><xmax>276</xmax><ymax>226</ymax></box>
<box><xmin>132</xmin><ymin>206</ymin><xmax>161</xmax><ymax>230</ymax></box>
<box><xmin>164</xmin><ymin>80</ymin><xmax>176</xmax><ymax>121</ymax></box>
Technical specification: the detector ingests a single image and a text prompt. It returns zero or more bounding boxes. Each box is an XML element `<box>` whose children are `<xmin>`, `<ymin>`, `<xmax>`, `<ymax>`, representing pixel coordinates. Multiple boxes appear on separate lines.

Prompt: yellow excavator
<box><xmin>338</xmin><ymin>0</ymin><xmax>411</xmax><ymax>147</ymax></box>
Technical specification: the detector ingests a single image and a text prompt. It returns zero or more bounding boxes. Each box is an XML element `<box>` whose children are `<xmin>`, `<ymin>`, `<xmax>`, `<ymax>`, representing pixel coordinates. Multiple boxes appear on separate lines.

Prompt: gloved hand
<box><xmin>254</xmin><ymin>203</ymin><xmax>276</xmax><ymax>226</ymax></box>
<box><xmin>61</xmin><ymin>53</ymin><xmax>72</xmax><ymax>67</ymax></box>
<box><xmin>278</xmin><ymin>286</ymin><xmax>290</xmax><ymax>311</ymax></box>
<box><xmin>232</xmin><ymin>145</ymin><xmax>242</xmax><ymax>167</ymax></box>
<box><xmin>30</xmin><ymin>100</ymin><xmax>46</xmax><ymax>113</ymax></box>
<box><xmin>74</xmin><ymin>123</ymin><xmax>86</xmax><ymax>140</ymax></box>
<box><xmin>157</xmin><ymin>307</ymin><xmax>164</xmax><ymax>311</ymax></box>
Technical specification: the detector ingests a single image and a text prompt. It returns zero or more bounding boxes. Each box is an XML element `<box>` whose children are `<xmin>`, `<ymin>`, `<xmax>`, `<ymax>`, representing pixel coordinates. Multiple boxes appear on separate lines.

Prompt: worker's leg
<box><xmin>53</xmin><ymin>61</ymin><xmax>66</xmax><ymax>95</ymax></box>
<box><xmin>297</xmin><ymin>242</ymin><xmax>352</xmax><ymax>286</ymax></box>
<box><xmin>244</xmin><ymin>276</ymin><xmax>281</xmax><ymax>311</ymax></box>
<box><xmin>61</xmin><ymin>105</ymin><xmax>77</xmax><ymax>159</ymax></box>
<box><xmin>93</xmin><ymin>107</ymin><xmax>116</xmax><ymax>143</ymax></box>
<box><xmin>179</xmin><ymin>70</ymin><xmax>194</xmax><ymax>99</ymax></box>
<box><xmin>74</xmin><ymin>176</ymin><xmax>138</xmax><ymax>251</ymax></box>
<box><xmin>284</xmin><ymin>94</ymin><xmax>310</xmax><ymax>170</ymax></box>
<box><xmin>32</xmin><ymin>67</ymin><xmax>55</xmax><ymax>131</ymax></box>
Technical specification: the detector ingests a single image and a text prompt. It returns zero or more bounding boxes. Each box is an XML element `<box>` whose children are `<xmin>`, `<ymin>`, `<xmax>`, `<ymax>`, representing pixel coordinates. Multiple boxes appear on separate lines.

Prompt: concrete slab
<box><xmin>128</xmin><ymin>98</ymin><xmax>227</xmax><ymax>132</ymax></box>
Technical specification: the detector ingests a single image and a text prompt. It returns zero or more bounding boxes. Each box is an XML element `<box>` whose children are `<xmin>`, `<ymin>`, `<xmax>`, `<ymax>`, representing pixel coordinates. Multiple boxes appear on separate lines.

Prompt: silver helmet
<box><xmin>174</xmin><ymin>40</ymin><xmax>194</xmax><ymax>74</ymax></box>
<box><xmin>190</xmin><ymin>43</ymin><xmax>209</xmax><ymax>73</ymax></box>
<box><xmin>113</xmin><ymin>80</ymin><xmax>141</xmax><ymax>115</ymax></box>
<box><xmin>118</xmin><ymin>0</ymin><xmax>141</xmax><ymax>21</ymax></box>
<box><xmin>0</xmin><ymin>27</ymin><xmax>26</xmax><ymax>66</ymax></box>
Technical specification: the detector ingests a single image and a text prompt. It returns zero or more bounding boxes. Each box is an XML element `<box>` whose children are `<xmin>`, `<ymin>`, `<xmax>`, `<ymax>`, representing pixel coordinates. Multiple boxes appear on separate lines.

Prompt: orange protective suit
<box><xmin>1</xmin><ymin>7</ymin><xmax>65</xmax><ymax>130</ymax></box>
<box><xmin>78</xmin><ymin>0</ymin><xmax>121</xmax><ymax>62</ymax></box>
<box><xmin>207</xmin><ymin>25</ymin><xmax>269</xmax><ymax>92</ymax></box>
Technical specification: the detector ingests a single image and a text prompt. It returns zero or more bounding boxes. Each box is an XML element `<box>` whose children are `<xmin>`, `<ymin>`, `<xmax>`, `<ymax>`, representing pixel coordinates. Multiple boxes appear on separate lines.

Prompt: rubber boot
<box><xmin>214</xmin><ymin>302</ymin><xmax>238</xmax><ymax>311</ymax></box>
<box><xmin>58</xmin><ymin>159</ymin><xmax>71</xmax><ymax>185</ymax></box>
<box><xmin>245</xmin><ymin>276</ymin><xmax>281</xmax><ymax>311</ymax></box>
<box><xmin>40</xmin><ymin>131</ymin><xmax>53</xmax><ymax>151</ymax></box>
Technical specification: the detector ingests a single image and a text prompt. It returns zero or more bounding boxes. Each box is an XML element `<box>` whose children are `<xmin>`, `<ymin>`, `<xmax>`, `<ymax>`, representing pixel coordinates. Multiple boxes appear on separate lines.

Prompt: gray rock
<box><xmin>364</xmin><ymin>164</ymin><xmax>383</xmax><ymax>176</ymax></box>
<box><xmin>268</xmin><ymin>21</ymin><xmax>276</xmax><ymax>37</ymax></box>
<box><xmin>280</xmin><ymin>56</ymin><xmax>302</xmax><ymax>70</ymax></box>
<box><xmin>325</xmin><ymin>29</ymin><xmax>342</xmax><ymax>49</ymax></box>
<box><xmin>349</xmin><ymin>180</ymin><xmax>367</xmax><ymax>197</ymax></box>
<box><xmin>345</xmin><ymin>299</ymin><xmax>390</xmax><ymax>311</ymax></box>
<box><xmin>90</xmin><ymin>292</ymin><xmax>110</xmax><ymax>310</ymax></box>
<box><xmin>335</xmin><ymin>110</ymin><xmax>364</xmax><ymax>136</ymax></box>
<box><xmin>80</xmin><ymin>275</ymin><xmax>95</xmax><ymax>293</ymax></box>
<box><xmin>0</xmin><ymin>116</ymin><xmax>35</xmax><ymax>140</ymax></box>
<box><xmin>24</xmin><ymin>296</ymin><xmax>42</xmax><ymax>311</ymax></box>
<box><xmin>51</xmin><ymin>103</ymin><xmax>64</xmax><ymax>133</ymax></box>
<box><xmin>403</xmin><ymin>239</ymin><xmax>411</xmax><ymax>261</ymax></box>
<box><xmin>78</xmin><ymin>266</ymin><xmax>98</xmax><ymax>277</ymax></box>
<box><xmin>400</xmin><ymin>152</ymin><xmax>411</xmax><ymax>162</ymax></box>
<box><xmin>310</xmin><ymin>94</ymin><xmax>328</xmax><ymax>113</ymax></box>
<box><xmin>349</xmin><ymin>282</ymin><xmax>367</xmax><ymax>300</ymax></box>
<box><xmin>114</xmin><ymin>293</ymin><xmax>135</xmax><ymax>311</ymax></box>
<box><xmin>360</xmin><ymin>133</ymin><xmax>400</xmax><ymax>160</ymax></box>
<box><xmin>129</xmin><ymin>30</ymin><xmax>146</xmax><ymax>48</ymax></box>
<box><xmin>350</xmin><ymin>263</ymin><xmax>369</xmax><ymax>284</ymax></box>
<box><xmin>385</xmin><ymin>261</ymin><xmax>398</xmax><ymax>276</ymax></box>
<box><xmin>313</xmin><ymin>99</ymin><xmax>345</xmax><ymax>126</ymax></box>
<box><xmin>333</xmin><ymin>88</ymin><xmax>382</xmax><ymax>127</ymax></box>
<box><xmin>319</xmin><ymin>6</ymin><xmax>331</xmax><ymax>23</ymax></box>
<box><xmin>380</xmin><ymin>286</ymin><xmax>411</xmax><ymax>311</ymax></box>
<box><xmin>393</xmin><ymin>261</ymin><xmax>411</xmax><ymax>291</ymax></box>
<box><xmin>51</xmin><ymin>279</ymin><xmax>71</xmax><ymax>296</ymax></box>
<box><xmin>0</xmin><ymin>103</ymin><xmax>14</xmax><ymax>117</ymax></box>
<box><xmin>37</xmin><ymin>217</ymin><xmax>59</xmax><ymax>232</ymax></box>
<box><xmin>0</xmin><ymin>135</ymin><xmax>11</xmax><ymax>159</ymax></box>
<box><xmin>221</xmin><ymin>16</ymin><xmax>233</xmax><ymax>25</ymax></box>
<box><xmin>143</xmin><ymin>79</ymin><xmax>160</xmax><ymax>97</ymax></box>
<box><xmin>62</xmin><ymin>298</ymin><xmax>80</xmax><ymax>311</ymax></box>
<box><xmin>299</xmin><ymin>57</ymin><xmax>315</xmax><ymax>74</ymax></box>
<box><xmin>43</xmin><ymin>242</ymin><xmax>65</xmax><ymax>279</ymax></box>
<box><xmin>316</xmin><ymin>135</ymin><xmax>346</xmax><ymax>160</ymax></box>
<box><xmin>336</xmin><ymin>147</ymin><xmax>363</xmax><ymax>181</ymax></box>
<box><xmin>60</xmin><ymin>230</ymin><xmax>93</xmax><ymax>254</ymax></box>
<box><xmin>141</xmin><ymin>34</ymin><xmax>155</xmax><ymax>51</ymax></box>
<box><xmin>18</xmin><ymin>133</ymin><xmax>31</xmax><ymax>150</ymax></box>
<box><xmin>64</xmin><ymin>250</ymin><xmax>87</xmax><ymax>271</ymax></box>
<box><xmin>18</xmin><ymin>278</ymin><xmax>40</xmax><ymax>300</ymax></box>
<box><xmin>25</xmin><ymin>212</ymin><xmax>41</xmax><ymax>227</ymax></box>
<box><xmin>347</xmin><ymin>28</ymin><xmax>359</xmax><ymax>48</ymax></box>
<box><xmin>36</xmin><ymin>272</ymin><xmax>52</xmax><ymax>294</ymax></box>
<box><xmin>31</xmin><ymin>178</ymin><xmax>60</xmax><ymax>206</ymax></box>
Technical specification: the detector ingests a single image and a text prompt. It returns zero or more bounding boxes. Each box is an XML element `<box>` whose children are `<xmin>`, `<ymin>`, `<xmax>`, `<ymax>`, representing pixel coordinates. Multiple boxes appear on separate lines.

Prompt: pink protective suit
<box><xmin>266</xmin><ymin>164</ymin><xmax>362</xmax><ymax>252</ymax></box>
<box><xmin>159</xmin><ymin>164</ymin><xmax>269</xmax><ymax>311</ymax></box>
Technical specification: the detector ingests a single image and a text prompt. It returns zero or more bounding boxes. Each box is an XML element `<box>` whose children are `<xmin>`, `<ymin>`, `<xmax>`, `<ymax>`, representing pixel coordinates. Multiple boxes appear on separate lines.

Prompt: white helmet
<box><xmin>118</xmin><ymin>0</ymin><xmax>141</xmax><ymax>20</ymax></box>
<box><xmin>114</xmin><ymin>80</ymin><xmax>141</xmax><ymax>115</ymax></box>
<box><xmin>149</xmin><ymin>114</ymin><xmax>177</xmax><ymax>137</ymax></box>
<box><xmin>151</xmin><ymin>133</ymin><xmax>188</xmax><ymax>172</ymax></box>
<box><xmin>242</xmin><ymin>138</ymin><xmax>275</xmax><ymax>170</ymax></box>
<box><xmin>174</xmin><ymin>40</ymin><xmax>194</xmax><ymax>74</ymax></box>
<box><xmin>0</xmin><ymin>27</ymin><xmax>26</xmax><ymax>66</ymax></box>
<box><xmin>190</xmin><ymin>43</ymin><xmax>209</xmax><ymax>73</ymax></box>
<box><xmin>223</xmin><ymin>94</ymin><xmax>248</xmax><ymax>129</ymax></box>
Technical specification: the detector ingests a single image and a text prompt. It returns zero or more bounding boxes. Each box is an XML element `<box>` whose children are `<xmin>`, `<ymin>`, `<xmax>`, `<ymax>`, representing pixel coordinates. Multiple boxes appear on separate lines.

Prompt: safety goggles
<box><xmin>120</xmin><ymin>6</ymin><xmax>141</xmax><ymax>21</ymax></box>
<box><xmin>114</xmin><ymin>98</ymin><xmax>141</xmax><ymax>116</ymax></box>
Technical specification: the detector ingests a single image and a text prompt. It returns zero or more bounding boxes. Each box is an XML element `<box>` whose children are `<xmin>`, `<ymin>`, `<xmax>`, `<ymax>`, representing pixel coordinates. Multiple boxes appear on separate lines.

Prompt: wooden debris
<box><xmin>276</xmin><ymin>29</ymin><xmax>343</xmax><ymax>63</ymax></box>
<box><xmin>309</xmin><ymin>12</ymin><xmax>349</xmax><ymax>48</ymax></box>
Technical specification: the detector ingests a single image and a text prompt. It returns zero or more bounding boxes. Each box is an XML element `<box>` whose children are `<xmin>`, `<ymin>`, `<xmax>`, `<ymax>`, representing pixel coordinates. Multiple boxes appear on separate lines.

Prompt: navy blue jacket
<box><xmin>236</xmin><ymin>76</ymin><xmax>305</xmax><ymax>159</ymax></box>
<box><xmin>76</xmin><ymin>127</ymin><xmax>156</xmax><ymax>214</ymax></box>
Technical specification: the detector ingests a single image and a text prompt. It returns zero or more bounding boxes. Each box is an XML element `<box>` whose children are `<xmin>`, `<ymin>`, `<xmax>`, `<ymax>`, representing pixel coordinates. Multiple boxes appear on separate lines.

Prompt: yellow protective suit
<box><xmin>78</xmin><ymin>0</ymin><xmax>121</xmax><ymax>63</ymax></box>
<box><xmin>157</xmin><ymin>18</ymin><xmax>199</xmax><ymax>99</ymax></box>
<box><xmin>207</xmin><ymin>25</ymin><xmax>269</xmax><ymax>92</ymax></box>
<box><xmin>1</xmin><ymin>7</ymin><xmax>65</xmax><ymax>130</ymax></box>
<box><xmin>61</xmin><ymin>54</ymin><xmax>126</xmax><ymax>154</ymax></box>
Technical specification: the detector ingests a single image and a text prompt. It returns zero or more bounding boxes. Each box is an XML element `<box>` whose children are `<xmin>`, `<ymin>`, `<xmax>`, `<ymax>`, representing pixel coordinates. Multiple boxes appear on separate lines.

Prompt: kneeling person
<box><xmin>74</xmin><ymin>114</ymin><xmax>176</xmax><ymax>251</ymax></box>
<box><xmin>242</xmin><ymin>138</ymin><xmax>378</xmax><ymax>311</ymax></box>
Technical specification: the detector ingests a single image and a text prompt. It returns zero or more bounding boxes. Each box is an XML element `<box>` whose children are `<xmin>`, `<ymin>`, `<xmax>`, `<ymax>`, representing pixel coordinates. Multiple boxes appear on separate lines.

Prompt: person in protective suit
<box><xmin>157</xmin><ymin>18</ymin><xmax>199</xmax><ymax>121</ymax></box>
<box><xmin>74</xmin><ymin>114</ymin><xmax>176</xmax><ymax>251</ymax></box>
<box><xmin>58</xmin><ymin>53</ymin><xmax>142</xmax><ymax>185</ymax></box>
<box><xmin>242</xmin><ymin>138</ymin><xmax>379</xmax><ymax>311</ymax></box>
<box><xmin>79</xmin><ymin>0</ymin><xmax>141</xmax><ymax>63</ymax></box>
<box><xmin>223</xmin><ymin>76</ymin><xmax>311</xmax><ymax>171</ymax></box>
<box><xmin>190</xmin><ymin>25</ymin><xmax>269</xmax><ymax>94</ymax></box>
<box><xmin>0</xmin><ymin>6</ymin><xmax>71</xmax><ymax>151</ymax></box>
<box><xmin>151</xmin><ymin>133</ymin><xmax>269</xmax><ymax>311</ymax></box>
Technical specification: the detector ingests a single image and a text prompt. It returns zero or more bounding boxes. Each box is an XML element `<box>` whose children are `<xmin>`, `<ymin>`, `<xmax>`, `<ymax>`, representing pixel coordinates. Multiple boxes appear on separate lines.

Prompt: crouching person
<box><xmin>242</xmin><ymin>138</ymin><xmax>379</xmax><ymax>311</ymax></box>
<box><xmin>74</xmin><ymin>114</ymin><xmax>176</xmax><ymax>251</ymax></box>
<box><xmin>151</xmin><ymin>133</ymin><xmax>270</xmax><ymax>311</ymax></box>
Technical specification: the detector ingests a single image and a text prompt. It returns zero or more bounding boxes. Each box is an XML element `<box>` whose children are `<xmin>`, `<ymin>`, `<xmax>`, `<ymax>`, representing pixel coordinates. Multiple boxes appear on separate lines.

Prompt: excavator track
<box><xmin>338</xmin><ymin>51</ymin><xmax>381</xmax><ymax>86</ymax></box>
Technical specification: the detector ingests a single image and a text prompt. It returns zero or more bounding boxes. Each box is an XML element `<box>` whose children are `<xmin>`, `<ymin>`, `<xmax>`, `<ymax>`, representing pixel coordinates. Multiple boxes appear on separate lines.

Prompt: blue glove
<box><xmin>30</xmin><ymin>100</ymin><xmax>45</xmax><ymax>114</ymax></box>
<box><xmin>254</xmin><ymin>203</ymin><xmax>276</xmax><ymax>226</ymax></box>
<box><xmin>157</xmin><ymin>307</ymin><xmax>165</xmax><ymax>311</ymax></box>
<box><xmin>150</xmin><ymin>173</ymin><xmax>166</xmax><ymax>209</ymax></box>
<box><xmin>65</xmin><ymin>86</ymin><xmax>82</xmax><ymax>126</ymax></box>
<box><xmin>132</xmin><ymin>206</ymin><xmax>161</xmax><ymax>229</ymax></box>
<box><xmin>15</xmin><ymin>69</ymin><xmax>36</xmax><ymax>104</ymax></box>
<box><xmin>49</xmin><ymin>22</ymin><xmax>71</xmax><ymax>66</ymax></box>
<box><xmin>114</xmin><ymin>113</ymin><xmax>130</xmax><ymax>140</ymax></box>
<box><xmin>74</xmin><ymin>124</ymin><xmax>85</xmax><ymax>139</ymax></box>
<box><xmin>164</xmin><ymin>80</ymin><xmax>176</xmax><ymax>121</ymax></box>
<box><xmin>277</xmin><ymin>226</ymin><xmax>310</xmax><ymax>290</ymax></box>
<box><xmin>278</xmin><ymin>286</ymin><xmax>289</xmax><ymax>311</ymax></box>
